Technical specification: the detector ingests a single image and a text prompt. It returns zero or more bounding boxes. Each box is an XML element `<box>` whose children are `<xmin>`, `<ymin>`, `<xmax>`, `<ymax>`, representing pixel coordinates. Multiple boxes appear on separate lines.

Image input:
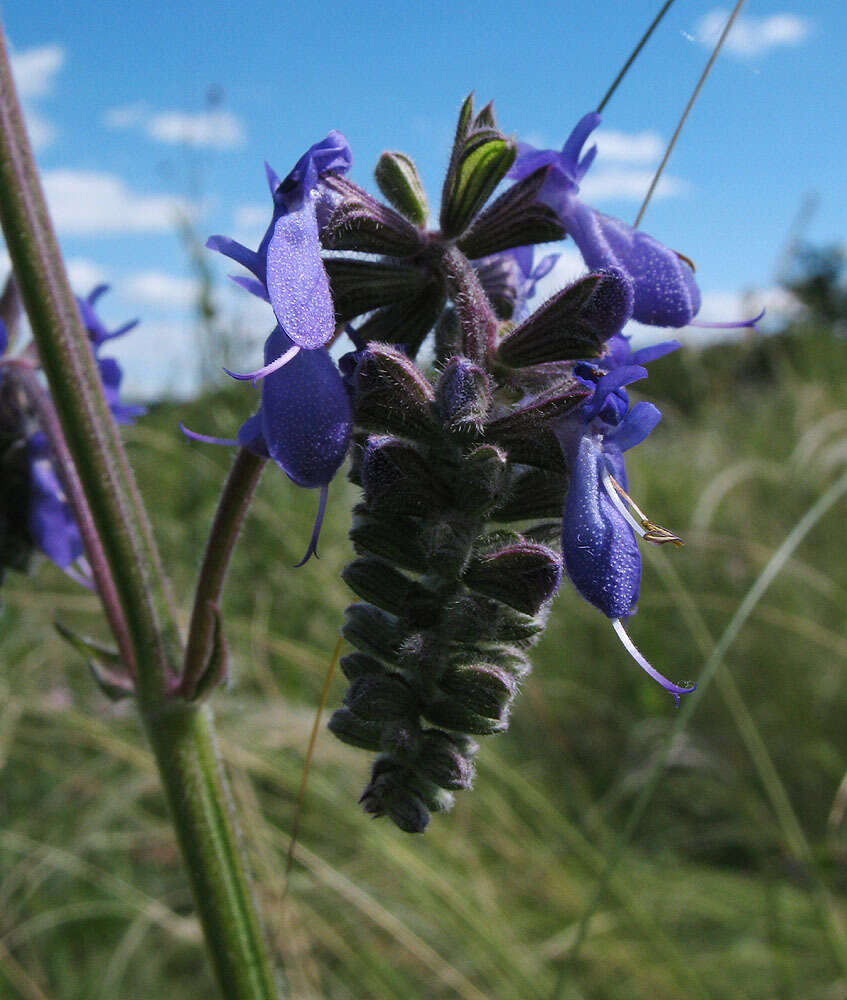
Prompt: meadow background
<box><xmin>2</xmin><ymin>1</ymin><xmax>847</xmax><ymax>997</ymax></box>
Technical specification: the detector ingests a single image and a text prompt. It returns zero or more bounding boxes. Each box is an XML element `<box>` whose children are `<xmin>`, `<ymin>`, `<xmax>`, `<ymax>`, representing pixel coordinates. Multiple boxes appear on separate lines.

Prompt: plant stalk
<box><xmin>181</xmin><ymin>448</ymin><xmax>266</xmax><ymax>698</ymax></box>
<box><xmin>0</xmin><ymin>23</ymin><xmax>279</xmax><ymax>998</ymax></box>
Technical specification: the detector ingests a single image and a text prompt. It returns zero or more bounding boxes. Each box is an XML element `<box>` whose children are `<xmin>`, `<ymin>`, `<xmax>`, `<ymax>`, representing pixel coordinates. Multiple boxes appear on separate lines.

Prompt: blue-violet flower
<box><xmin>509</xmin><ymin>113</ymin><xmax>701</xmax><ymax>328</ymax></box>
<box><xmin>555</xmin><ymin>330</ymin><xmax>695</xmax><ymax>704</ymax></box>
<box><xmin>207</xmin><ymin>132</ymin><xmax>352</xmax><ymax>380</ymax></box>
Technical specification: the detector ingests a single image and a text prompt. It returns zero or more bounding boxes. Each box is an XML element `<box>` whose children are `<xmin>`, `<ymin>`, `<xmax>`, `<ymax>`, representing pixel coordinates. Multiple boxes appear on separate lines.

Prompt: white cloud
<box><xmin>694</xmin><ymin>10</ymin><xmax>812</xmax><ymax>58</ymax></box>
<box><xmin>107</xmin><ymin>319</ymin><xmax>198</xmax><ymax>398</ymax></box>
<box><xmin>22</xmin><ymin>109</ymin><xmax>54</xmax><ymax>151</ymax></box>
<box><xmin>102</xmin><ymin>102</ymin><xmax>150</xmax><ymax>129</ymax></box>
<box><xmin>66</xmin><ymin>258</ymin><xmax>108</xmax><ymax>293</ymax></box>
<box><xmin>42</xmin><ymin>170</ymin><xmax>195</xmax><ymax>235</ymax></box>
<box><xmin>581</xmin><ymin>168</ymin><xmax>688</xmax><ymax>203</ymax></box>
<box><xmin>121</xmin><ymin>271</ymin><xmax>198</xmax><ymax>308</ymax></box>
<box><xmin>10</xmin><ymin>43</ymin><xmax>64</xmax><ymax>99</ymax></box>
<box><xmin>10</xmin><ymin>43</ymin><xmax>65</xmax><ymax>152</ymax></box>
<box><xmin>147</xmin><ymin>109</ymin><xmax>245</xmax><ymax>149</ymax></box>
<box><xmin>594</xmin><ymin>130</ymin><xmax>664</xmax><ymax>163</ymax></box>
<box><xmin>104</xmin><ymin>103</ymin><xmax>246</xmax><ymax>150</ymax></box>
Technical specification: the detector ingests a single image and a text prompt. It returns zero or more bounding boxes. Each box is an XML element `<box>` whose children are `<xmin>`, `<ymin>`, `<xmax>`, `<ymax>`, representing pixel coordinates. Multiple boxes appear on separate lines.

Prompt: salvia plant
<box><xmin>0</xmin><ymin>4</ymin><xmax>755</xmax><ymax>995</ymax></box>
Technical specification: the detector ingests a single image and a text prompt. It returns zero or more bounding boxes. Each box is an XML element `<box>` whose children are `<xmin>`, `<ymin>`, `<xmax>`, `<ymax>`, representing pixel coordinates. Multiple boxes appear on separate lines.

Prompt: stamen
<box><xmin>223</xmin><ymin>344</ymin><xmax>300</xmax><ymax>384</ymax></box>
<box><xmin>65</xmin><ymin>559</ymin><xmax>95</xmax><ymax>591</ymax></box>
<box><xmin>611</xmin><ymin>618</ymin><xmax>696</xmax><ymax>706</ymax></box>
<box><xmin>180</xmin><ymin>423</ymin><xmax>239</xmax><ymax>448</ymax></box>
<box><xmin>689</xmin><ymin>308</ymin><xmax>765</xmax><ymax>330</ymax></box>
<box><xmin>603</xmin><ymin>471</ymin><xmax>684</xmax><ymax>546</ymax></box>
<box><xmin>674</xmin><ymin>250</ymin><xmax>696</xmax><ymax>272</ymax></box>
<box><xmin>294</xmin><ymin>484</ymin><xmax>329</xmax><ymax>567</ymax></box>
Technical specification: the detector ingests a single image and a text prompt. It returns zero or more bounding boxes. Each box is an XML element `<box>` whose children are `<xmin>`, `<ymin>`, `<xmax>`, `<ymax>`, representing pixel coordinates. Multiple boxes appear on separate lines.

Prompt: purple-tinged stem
<box><xmin>13</xmin><ymin>365</ymin><xmax>136</xmax><ymax>675</ymax></box>
<box><xmin>180</xmin><ymin>448</ymin><xmax>266</xmax><ymax>699</ymax></box>
<box><xmin>0</xmin><ymin>28</ymin><xmax>279</xmax><ymax>998</ymax></box>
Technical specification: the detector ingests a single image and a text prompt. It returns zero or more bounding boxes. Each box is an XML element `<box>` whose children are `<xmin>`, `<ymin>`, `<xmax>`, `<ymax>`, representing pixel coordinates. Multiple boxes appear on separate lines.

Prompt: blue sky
<box><xmin>4</xmin><ymin>0</ymin><xmax>845</xmax><ymax>397</ymax></box>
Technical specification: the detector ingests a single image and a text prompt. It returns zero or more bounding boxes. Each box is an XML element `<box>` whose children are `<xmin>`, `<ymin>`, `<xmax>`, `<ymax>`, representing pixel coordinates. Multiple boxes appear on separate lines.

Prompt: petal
<box><xmin>561</xmin><ymin>434</ymin><xmax>641</xmax><ymax>618</ymax></box>
<box><xmin>605</xmin><ymin>401</ymin><xmax>662</xmax><ymax>452</ymax></box>
<box><xmin>265</xmin><ymin>199</ymin><xmax>335</xmax><ymax>350</ymax></box>
<box><xmin>507</xmin><ymin>145</ymin><xmax>558</xmax><ymax>182</ymax></box>
<box><xmin>531</xmin><ymin>252</ymin><xmax>559</xmax><ymax>282</ymax></box>
<box><xmin>630</xmin><ymin>339</ymin><xmax>681</xmax><ymax>365</ymax></box>
<box><xmin>583</xmin><ymin>364</ymin><xmax>648</xmax><ymax>422</ymax></box>
<box><xmin>561</xmin><ymin>200</ymin><xmax>701</xmax><ymax>327</ymax></box>
<box><xmin>206</xmin><ymin>235</ymin><xmax>264</xmax><ymax>283</ymax></box>
<box><xmin>259</xmin><ymin>328</ymin><xmax>352</xmax><ymax>488</ymax></box>
<box><xmin>278</xmin><ymin>131</ymin><xmax>353</xmax><ymax>210</ymax></box>
<box><xmin>561</xmin><ymin>111</ymin><xmax>601</xmax><ymax>180</ymax></box>
<box><xmin>265</xmin><ymin>161</ymin><xmax>282</xmax><ymax>196</ymax></box>
<box><xmin>228</xmin><ymin>274</ymin><xmax>271</xmax><ymax>302</ymax></box>
<box><xmin>27</xmin><ymin>447</ymin><xmax>83</xmax><ymax>569</ymax></box>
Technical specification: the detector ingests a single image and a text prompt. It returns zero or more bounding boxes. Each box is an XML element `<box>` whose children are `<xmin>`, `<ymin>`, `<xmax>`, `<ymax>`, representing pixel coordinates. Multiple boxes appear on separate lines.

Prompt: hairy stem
<box><xmin>0</xmin><ymin>26</ymin><xmax>279</xmax><ymax>998</ymax></box>
<box><xmin>181</xmin><ymin>448</ymin><xmax>266</xmax><ymax>697</ymax></box>
<box><xmin>0</xmin><ymin>24</ymin><xmax>176</xmax><ymax>701</ymax></box>
<box><xmin>145</xmin><ymin>703</ymin><xmax>280</xmax><ymax>999</ymax></box>
<box><xmin>13</xmin><ymin>365</ymin><xmax>136</xmax><ymax>674</ymax></box>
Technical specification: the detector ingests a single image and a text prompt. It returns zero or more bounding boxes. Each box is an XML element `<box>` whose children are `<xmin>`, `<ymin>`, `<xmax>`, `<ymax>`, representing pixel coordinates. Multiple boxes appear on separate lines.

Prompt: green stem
<box><xmin>0</xmin><ymin>23</ymin><xmax>176</xmax><ymax>702</ymax></box>
<box><xmin>181</xmin><ymin>449</ymin><xmax>266</xmax><ymax>698</ymax></box>
<box><xmin>145</xmin><ymin>703</ymin><xmax>280</xmax><ymax>1000</ymax></box>
<box><xmin>0</xmin><ymin>24</ymin><xmax>279</xmax><ymax>998</ymax></box>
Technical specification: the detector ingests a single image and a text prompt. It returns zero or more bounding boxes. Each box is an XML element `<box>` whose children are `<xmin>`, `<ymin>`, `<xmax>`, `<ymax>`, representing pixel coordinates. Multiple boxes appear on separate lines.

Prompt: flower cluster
<box><xmin>193</xmin><ymin>96</ymin><xmax>755</xmax><ymax>830</ymax></box>
<box><xmin>0</xmin><ymin>288</ymin><xmax>143</xmax><ymax>589</ymax></box>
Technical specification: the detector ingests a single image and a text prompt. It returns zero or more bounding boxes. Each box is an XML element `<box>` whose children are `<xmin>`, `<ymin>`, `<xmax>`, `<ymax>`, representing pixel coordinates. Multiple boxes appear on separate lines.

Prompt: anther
<box><xmin>604</xmin><ymin>471</ymin><xmax>684</xmax><ymax>547</ymax></box>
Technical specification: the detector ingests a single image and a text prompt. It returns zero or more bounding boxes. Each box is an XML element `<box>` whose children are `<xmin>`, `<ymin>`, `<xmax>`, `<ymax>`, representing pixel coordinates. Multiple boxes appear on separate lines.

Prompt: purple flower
<box><xmin>75</xmin><ymin>287</ymin><xmax>146</xmax><ymax>425</ymax></box>
<box><xmin>184</xmin><ymin>326</ymin><xmax>353</xmax><ymax>565</ymax></box>
<box><xmin>27</xmin><ymin>431</ymin><xmax>85</xmax><ymax>574</ymax></box>
<box><xmin>509</xmin><ymin>113</ymin><xmax>701</xmax><ymax>328</ymax></box>
<box><xmin>207</xmin><ymin>132</ymin><xmax>352</xmax><ymax>379</ymax></box>
<box><xmin>475</xmin><ymin>246</ymin><xmax>560</xmax><ymax>322</ymax></box>
<box><xmin>77</xmin><ymin>285</ymin><xmax>140</xmax><ymax>348</ymax></box>
<box><xmin>555</xmin><ymin>334</ymin><xmax>695</xmax><ymax>704</ymax></box>
<box><xmin>26</xmin><ymin>289</ymin><xmax>144</xmax><ymax>582</ymax></box>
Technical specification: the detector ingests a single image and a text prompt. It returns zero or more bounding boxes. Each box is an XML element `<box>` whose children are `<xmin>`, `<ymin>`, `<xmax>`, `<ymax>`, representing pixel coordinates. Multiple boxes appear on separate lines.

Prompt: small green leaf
<box><xmin>441</xmin><ymin>138</ymin><xmax>516</xmax><ymax>239</ymax></box>
<box><xmin>54</xmin><ymin>620</ymin><xmax>133</xmax><ymax>700</ymax></box>
<box><xmin>190</xmin><ymin>603</ymin><xmax>228</xmax><ymax>701</ymax></box>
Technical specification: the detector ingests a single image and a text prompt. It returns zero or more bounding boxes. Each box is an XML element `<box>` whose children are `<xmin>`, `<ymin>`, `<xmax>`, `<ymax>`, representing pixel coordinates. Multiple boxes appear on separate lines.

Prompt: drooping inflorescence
<box><xmin>191</xmin><ymin>94</ymin><xmax>731</xmax><ymax>831</ymax></box>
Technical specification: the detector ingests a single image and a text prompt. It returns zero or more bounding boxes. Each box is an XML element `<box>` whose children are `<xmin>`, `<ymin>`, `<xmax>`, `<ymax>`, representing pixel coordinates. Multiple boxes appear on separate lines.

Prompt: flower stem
<box><xmin>0</xmin><ymin>24</ymin><xmax>176</xmax><ymax>702</ymax></box>
<box><xmin>12</xmin><ymin>365</ymin><xmax>136</xmax><ymax>675</ymax></box>
<box><xmin>0</xmin><ymin>26</ymin><xmax>279</xmax><ymax>998</ymax></box>
<box><xmin>144</xmin><ymin>702</ymin><xmax>280</xmax><ymax>1000</ymax></box>
<box><xmin>181</xmin><ymin>448</ymin><xmax>266</xmax><ymax>698</ymax></box>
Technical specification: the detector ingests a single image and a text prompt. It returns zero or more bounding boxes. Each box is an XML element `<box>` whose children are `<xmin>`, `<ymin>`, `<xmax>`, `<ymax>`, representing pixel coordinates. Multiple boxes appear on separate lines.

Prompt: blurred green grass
<box><xmin>2</xmin><ymin>321</ymin><xmax>847</xmax><ymax>999</ymax></box>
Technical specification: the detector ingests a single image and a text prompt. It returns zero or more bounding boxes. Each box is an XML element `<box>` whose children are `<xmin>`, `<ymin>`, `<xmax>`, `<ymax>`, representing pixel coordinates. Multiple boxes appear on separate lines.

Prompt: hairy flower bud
<box><xmin>361</xmin><ymin>437</ymin><xmax>450</xmax><ymax>515</ymax></box>
<box><xmin>343</xmin><ymin>343</ymin><xmax>438</xmax><ymax>441</ymax></box>
<box><xmin>463</xmin><ymin>539</ymin><xmax>562</xmax><ymax>615</ymax></box>
<box><xmin>374</xmin><ymin>151</ymin><xmax>429</xmax><ymax>227</ymax></box>
<box><xmin>435</xmin><ymin>356</ymin><xmax>490</xmax><ymax>433</ymax></box>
